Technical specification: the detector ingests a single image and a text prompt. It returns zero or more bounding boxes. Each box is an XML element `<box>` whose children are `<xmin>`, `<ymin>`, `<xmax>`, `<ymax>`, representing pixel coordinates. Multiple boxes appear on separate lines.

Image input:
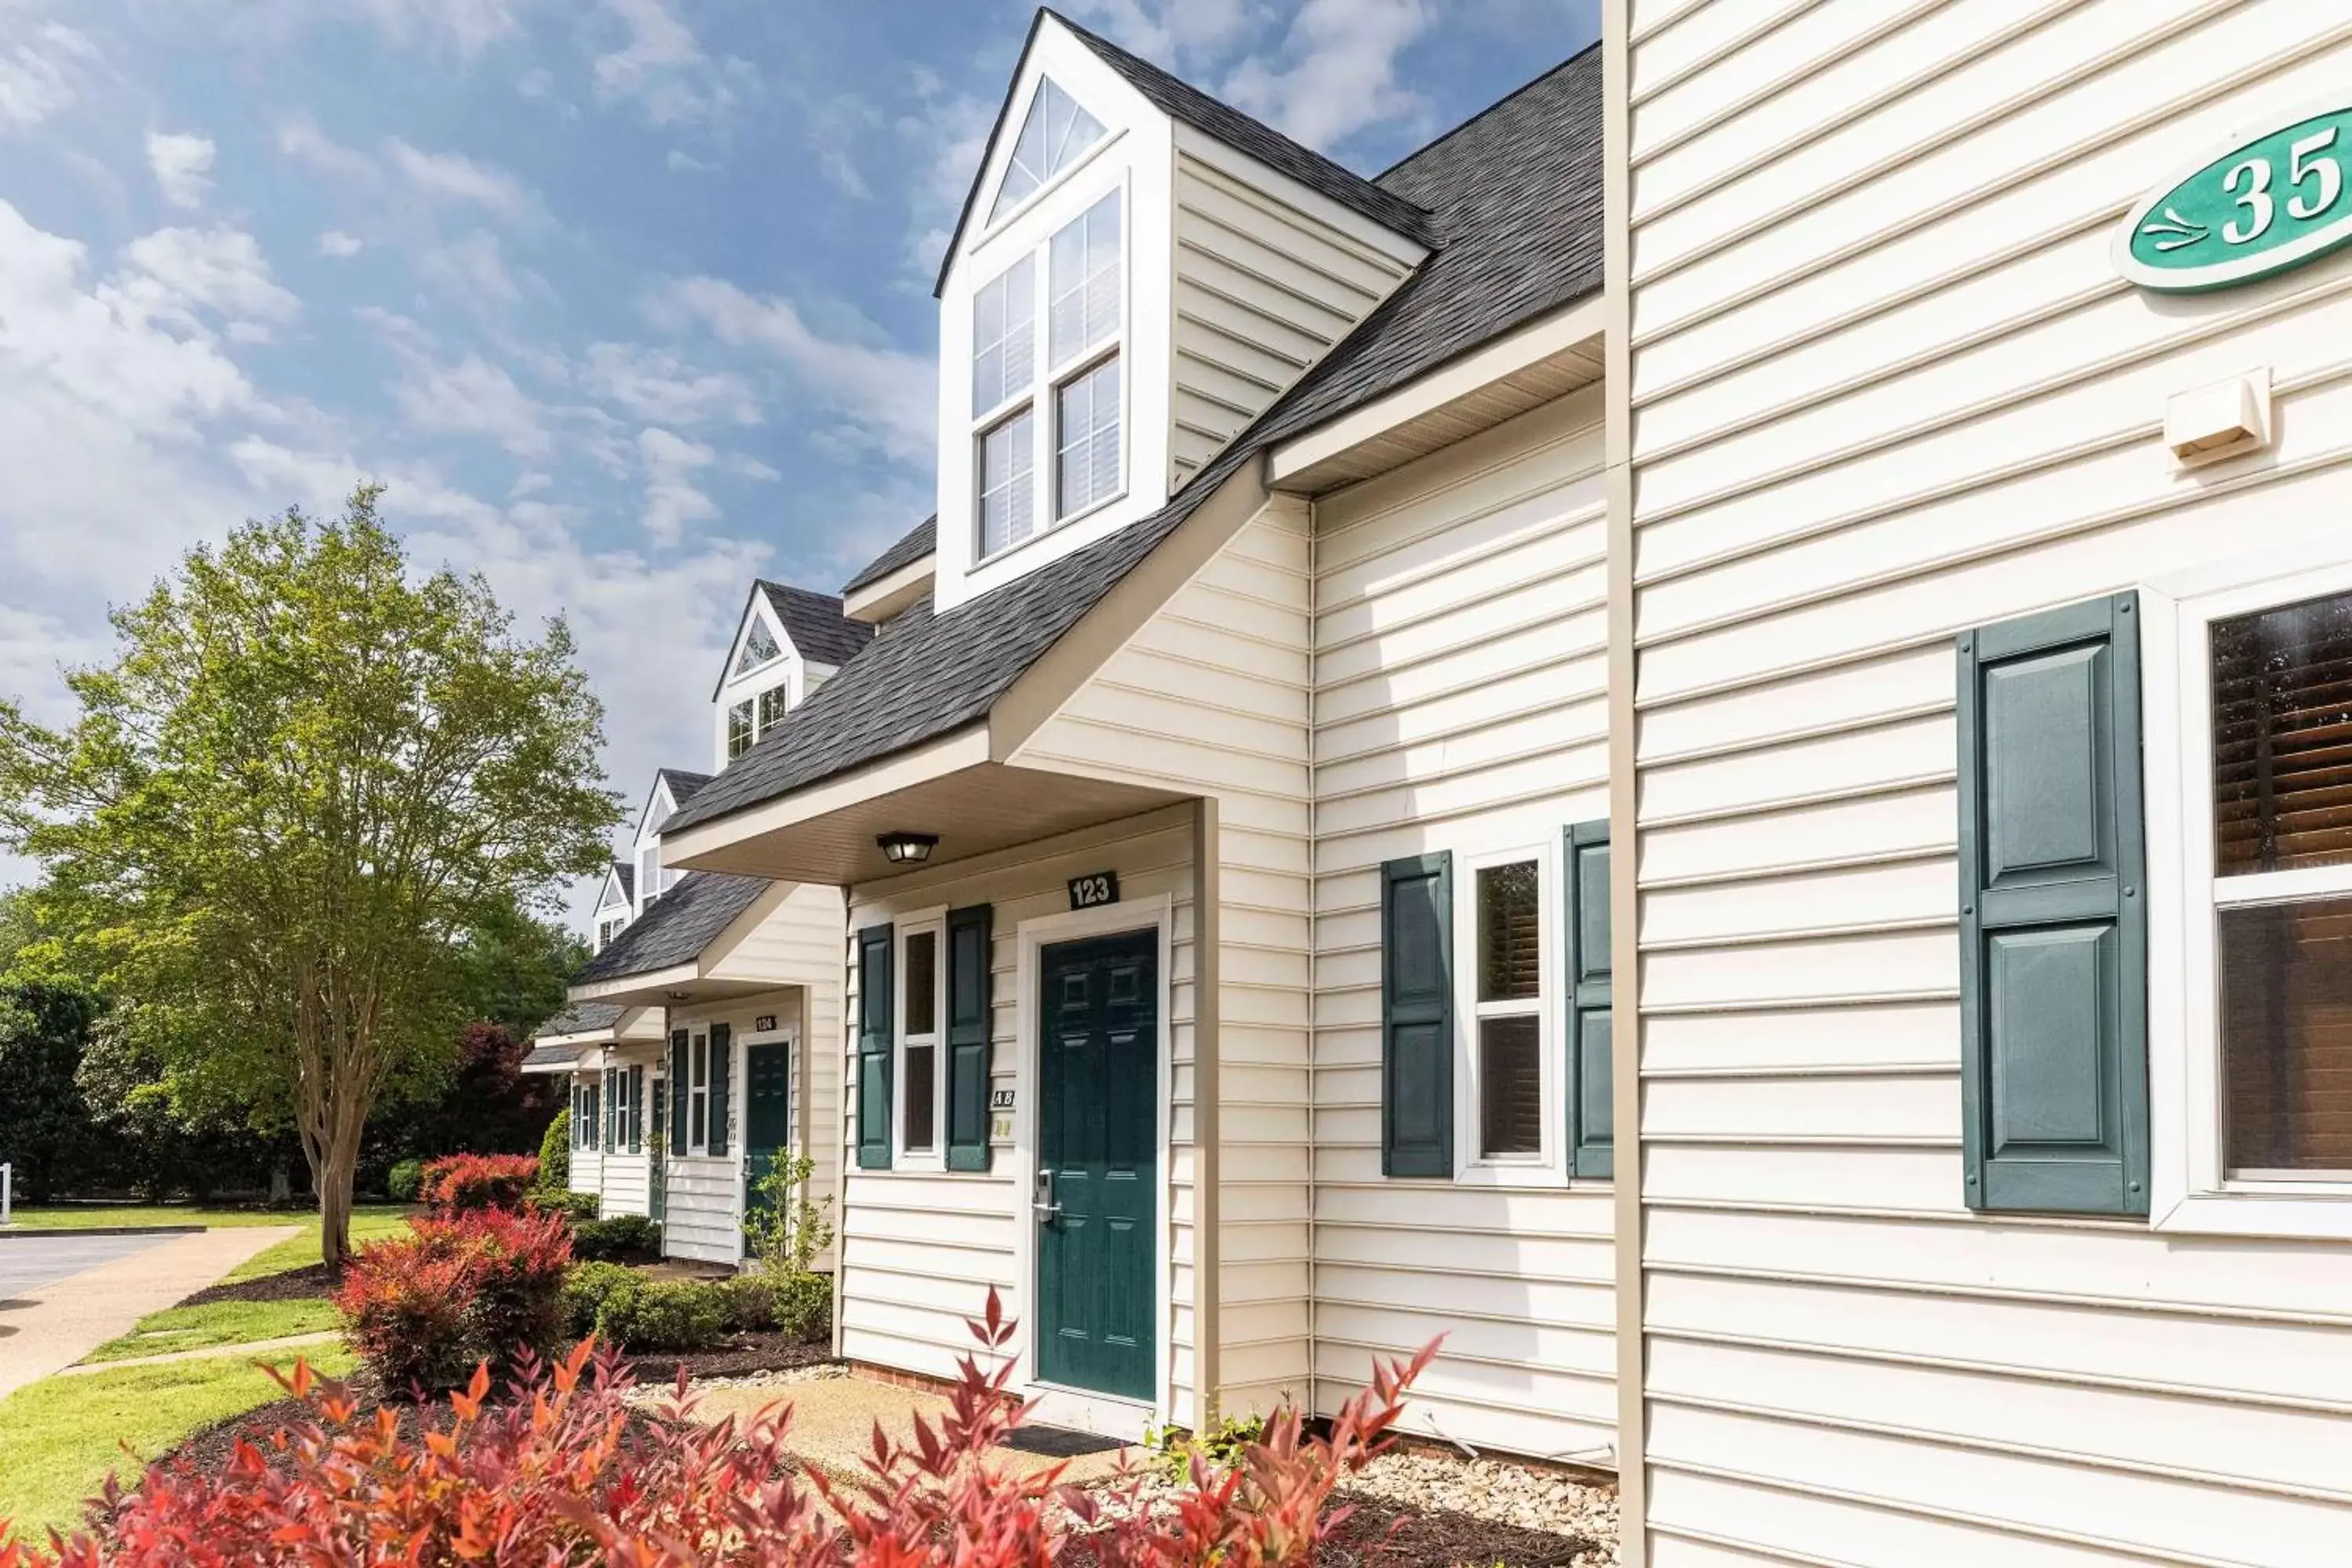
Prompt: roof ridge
<box><xmin>1370</xmin><ymin>40</ymin><xmax>1601</xmax><ymax>187</ymax></box>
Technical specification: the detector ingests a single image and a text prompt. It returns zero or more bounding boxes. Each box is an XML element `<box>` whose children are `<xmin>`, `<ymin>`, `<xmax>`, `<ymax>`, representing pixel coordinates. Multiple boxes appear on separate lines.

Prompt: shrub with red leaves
<box><xmin>417</xmin><ymin>1150</ymin><xmax>538</xmax><ymax>1213</ymax></box>
<box><xmin>0</xmin><ymin>1291</ymin><xmax>1435</xmax><ymax>1566</ymax></box>
<box><xmin>333</xmin><ymin>1207</ymin><xmax>572</xmax><ymax>1394</ymax></box>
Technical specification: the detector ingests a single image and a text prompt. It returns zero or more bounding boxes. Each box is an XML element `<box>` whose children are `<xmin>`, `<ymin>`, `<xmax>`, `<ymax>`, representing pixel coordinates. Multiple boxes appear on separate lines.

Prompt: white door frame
<box><xmin>1010</xmin><ymin>893</ymin><xmax>1174</xmax><ymax>1440</ymax></box>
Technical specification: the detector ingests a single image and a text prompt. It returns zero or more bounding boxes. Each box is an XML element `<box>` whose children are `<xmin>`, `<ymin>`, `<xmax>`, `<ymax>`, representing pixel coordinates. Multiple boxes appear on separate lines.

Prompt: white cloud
<box><xmin>318</xmin><ymin>229</ymin><xmax>364</xmax><ymax>258</ymax></box>
<box><xmin>581</xmin><ymin>341</ymin><xmax>758</xmax><ymax>427</ymax></box>
<box><xmin>589</xmin><ymin>0</ymin><xmax>750</xmax><ymax>127</ymax></box>
<box><xmin>109</xmin><ymin>227</ymin><xmax>300</xmax><ymax>343</ymax></box>
<box><xmin>386</xmin><ymin>138</ymin><xmax>532</xmax><ymax>217</ymax></box>
<box><xmin>145</xmin><ymin>130</ymin><xmax>218</xmax><ymax>209</ymax></box>
<box><xmin>1221</xmin><ymin>0</ymin><xmax>1436</xmax><ymax>153</ymax></box>
<box><xmin>652</xmin><ymin>275</ymin><xmax>931</xmax><ymax>463</ymax></box>
<box><xmin>390</xmin><ymin>352</ymin><xmax>552</xmax><ymax>459</ymax></box>
<box><xmin>416</xmin><ymin>230</ymin><xmax>524</xmax><ymax>306</ymax></box>
<box><xmin>276</xmin><ymin>114</ymin><xmax>379</xmax><ymax>183</ymax></box>
<box><xmin>635</xmin><ymin>426</ymin><xmax>716</xmax><ymax>545</ymax></box>
<box><xmin>897</xmin><ymin>81</ymin><xmax>995</xmax><ymax>278</ymax></box>
<box><xmin>1065</xmin><ymin>0</ymin><xmax>1253</xmax><ymax>67</ymax></box>
<box><xmin>0</xmin><ymin>9</ymin><xmax>95</xmax><ymax>130</ymax></box>
<box><xmin>348</xmin><ymin>0</ymin><xmax>529</xmax><ymax>59</ymax></box>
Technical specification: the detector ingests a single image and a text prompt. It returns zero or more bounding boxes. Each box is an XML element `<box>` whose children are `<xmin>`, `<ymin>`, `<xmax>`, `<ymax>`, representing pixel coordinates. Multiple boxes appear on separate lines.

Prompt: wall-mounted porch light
<box><xmin>877</xmin><ymin>831</ymin><xmax>939</xmax><ymax>866</ymax></box>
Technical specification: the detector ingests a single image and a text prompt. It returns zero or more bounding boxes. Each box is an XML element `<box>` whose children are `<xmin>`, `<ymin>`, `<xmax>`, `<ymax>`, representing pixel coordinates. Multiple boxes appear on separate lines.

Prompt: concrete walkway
<box><xmin>58</xmin><ymin>1329</ymin><xmax>339</xmax><ymax>1377</ymax></box>
<box><xmin>0</xmin><ymin>1225</ymin><xmax>299</xmax><ymax>1400</ymax></box>
<box><xmin>691</xmin><ymin>1374</ymin><xmax>1138</xmax><ymax>1487</ymax></box>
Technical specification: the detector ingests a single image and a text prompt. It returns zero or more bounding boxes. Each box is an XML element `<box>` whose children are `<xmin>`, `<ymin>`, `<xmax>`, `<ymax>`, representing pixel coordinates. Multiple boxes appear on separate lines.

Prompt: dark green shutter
<box><xmin>707</xmin><ymin>1022</ymin><xmax>732</xmax><ymax>1157</ymax></box>
<box><xmin>1566</xmin><ymin>822</ymin><xmax>1614</xmax><ymax>1179</ymax></box>
<box><xmin>1958</xmin><ymin>593</ymin><xmax>2149</xmax><ymax>1215</ymax></box>
<box><xmin>668</xmin><ymin>1030</ymin><xmax>688</xmax><ymax>1157</ymax></box>
<box><xmin>630</xmin><ymin>1065</ymin><xmax>644</xmax><ymax>1152</ymax></box>
<box><xmin>605</xmin><ymin>1071</ymin><xmax>618</xmax><ymax>1151</ymax></box>
<box><xmin>945</xmin><ymin>904</ymin><xmax>995</xmax><ymax>1171</ymax></box>
<box><xmin>856</xmin><ymin>924</ymin><xmax>895</xmax><ymax>1169</ymax></box>
<box><xmin>1381</xmin><ymin>852</ymin><xmax>1454</xmax><ymax>1178</ymax></box>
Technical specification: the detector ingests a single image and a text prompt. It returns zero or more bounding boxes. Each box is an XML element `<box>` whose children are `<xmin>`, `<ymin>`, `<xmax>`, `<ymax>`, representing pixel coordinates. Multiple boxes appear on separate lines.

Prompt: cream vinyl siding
<box><xmin>1170</xmin><ymin>154</ymin><xmax>1414</xmax><ymax>488</ymax></box>
<box><xmin>1624</xmin><ymin>3</ymin><xmax>2352</xmax><ymax>1562</ymax></box>
<box><xmin>711</xmin><ymin>882</ymin><xmax>846</xmax><ymax>1265</ymax></box>
<box><xmin>1014</xmin><ymin>506</ymin><xmax>1314</xmax><ymax>1423</ymax></box>
<box><xmin>1310</xmin><ymin>386</ymin><xmax>1614</xmax><ymax>1463</ymax></box>
<box><xmin>600</xmin><ymin>1151</ymin><xmax>650</xmax><ymax>1218</ymax></box>
<box><xmin>662</xmin><ymin>993</ymin><xmax>809</xmax><ymax>1268</ymax></box>
<box><xmin>838</xmin><ymin>809</ymin><xmax>1203</xmax><ymax>1416</ymax></box>
<box><xmin>571</xmin><ymin>1138</ymin><xmax>601</xmax><ymax>1198</ymax></box>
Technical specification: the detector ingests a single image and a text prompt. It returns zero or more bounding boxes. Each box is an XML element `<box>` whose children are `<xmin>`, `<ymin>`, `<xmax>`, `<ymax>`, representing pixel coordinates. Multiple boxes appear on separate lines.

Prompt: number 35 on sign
<box><xmin>2118</xmin><ymin>99</ymin><xmax>2352</xmax><ymax>292</ymax></box>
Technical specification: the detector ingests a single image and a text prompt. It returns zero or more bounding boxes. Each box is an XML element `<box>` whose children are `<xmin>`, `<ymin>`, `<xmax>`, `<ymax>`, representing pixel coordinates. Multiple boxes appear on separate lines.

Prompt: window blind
<box><xmin>2212</xmin><ymin>589</ymin><xmax>2352</xmax><ymax>875</ymax></box>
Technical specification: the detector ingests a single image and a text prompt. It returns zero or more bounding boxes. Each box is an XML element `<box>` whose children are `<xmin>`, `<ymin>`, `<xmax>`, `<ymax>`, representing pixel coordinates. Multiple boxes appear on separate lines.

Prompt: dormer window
<box><xmin>989</xmin><ymin>77</ymin><xmax>1104</xmax><ymax>223</ymax></box>
<box><xmin>726</xmin><ymin>701</ymin><xmax>753</xmax><ymax>761</ymax></box>
<box><xmin>638</xmin><ymin>844</ymin><xmax>662</xmax><ymax>910</ymax></box>
<box><xmin>971</xmin><ymin>188</ymin><xmax>1126</xmax><ymax>561</ymax></box>
<box><xmin>734</xmin><ymin>622</ymin><xmax>779</xmax><ymax>676</ymax></box>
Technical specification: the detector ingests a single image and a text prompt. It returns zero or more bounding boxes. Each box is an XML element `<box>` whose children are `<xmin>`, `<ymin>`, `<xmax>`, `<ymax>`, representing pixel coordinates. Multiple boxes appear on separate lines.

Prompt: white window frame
<box><xmin>596</xmin><ymin>914</ymin><xmax>624</xmax><ymax>952</ymax></box>
<box><xmin>976</xmin><ymin>74</ymin><xmax>1118</xmax><ymax>245</ymax></box>
<box><xmin>970</xmin><ymin>172</ymin><xmax>1130</xmax><ymax>567</ymax></box>
<box><xmin>894</xmin><ymin>906</ymin><xmax>950</xmax><ymax>1171</ymax></box>
<box><xmin>2147</xmin><ymin>538</ymin><xmax>2352</xmax><ymax>1238</ymax></box>
<box><xmin>1453</xmin><ymin>840</ymin><xmax>1563</xmax><ymax>1187</ymax></box>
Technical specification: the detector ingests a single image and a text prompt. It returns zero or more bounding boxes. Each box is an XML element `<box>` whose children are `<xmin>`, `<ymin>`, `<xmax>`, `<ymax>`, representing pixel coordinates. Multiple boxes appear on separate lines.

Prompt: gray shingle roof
<box><xmin>522</xmin><ymin>1040</ymin><xmax>589</xmax><ymax>1071</ymax></box>
<box><xmin>760</xmin><ymin>582</ymin><xmax>874</xmax><ymax>668</ymax></box>
<box><xmin>931</xmin><ymin>9</ymin><xmax>1436</xmax><ymax>299</ymax></box>
<box><xmin>668</xmin><ymin>48</ymin><xmax>1603</xmax><ymax>844</ymax></box>
<box><xmin>843</xmin><ymin>516</ymin><xmax>938</xmax><ymax>595</ymax></box>
<box><xmin>659</xmin><ymin>768</ymin><xmax>712</xmax><ymax>808</ymax></box>
<box><xmin>572</xmin><ymin>870</ymin><xmax>769</xmax><ymax>984</ymax></box>
<box><xmin>533</xmin><ymin>1001</ymin><xmax>626</xmax><ymax>1040</ymax></box>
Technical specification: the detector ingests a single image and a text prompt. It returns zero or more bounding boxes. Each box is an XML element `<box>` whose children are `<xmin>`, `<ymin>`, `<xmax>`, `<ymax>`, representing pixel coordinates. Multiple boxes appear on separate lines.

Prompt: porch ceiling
<box><xmin>666</xmin><ymin>757</ymin><xmax>1186</xmax><ymax>886</ymax></box>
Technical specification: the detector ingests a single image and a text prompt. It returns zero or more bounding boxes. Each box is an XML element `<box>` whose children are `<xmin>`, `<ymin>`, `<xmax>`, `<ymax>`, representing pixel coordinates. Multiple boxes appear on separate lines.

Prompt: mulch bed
<box><xmin>1058</xmin><ymin>1494</ymin><xmax>1594</xmax><ymax>1567</ymax></box>
<box><xmin>179</xmin><ymin>1265</ymin><xmax>337</xmax><ymax>1307</ymax></box>
<box><xmin>623</xmin><ymin>1331</ymin><xmax>834</xmax><ymax>1383</ymax></box>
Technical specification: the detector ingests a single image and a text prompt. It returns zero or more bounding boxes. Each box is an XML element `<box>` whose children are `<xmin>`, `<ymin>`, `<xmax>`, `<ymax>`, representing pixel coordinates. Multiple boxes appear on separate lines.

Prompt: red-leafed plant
<box><xmin>0</xmin><ymin>1292</ymin><xmax>1436</xmax><ymax>1566</ymax></box>
<box><xmin>417</xmin><ymin>1150</ymin><xmax>539</xmax><ymax>1213</ymax></box>
<box><xmin>334</xmin><ymin>1206</ymin><xmax>572</xmax><ymax>1393</ymax></box>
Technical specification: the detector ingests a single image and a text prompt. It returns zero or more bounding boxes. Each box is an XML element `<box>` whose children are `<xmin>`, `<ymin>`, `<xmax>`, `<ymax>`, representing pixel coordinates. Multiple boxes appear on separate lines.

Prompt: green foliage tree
<box><xmin>0</xmin><ymin>491</ymin><xmax>622</xmax><ymax>1265</ymax></box>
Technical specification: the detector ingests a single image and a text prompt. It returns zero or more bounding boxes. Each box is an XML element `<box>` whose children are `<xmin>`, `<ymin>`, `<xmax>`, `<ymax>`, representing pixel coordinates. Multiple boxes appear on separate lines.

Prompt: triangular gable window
<box><xmin>989</xmin><ymin>78</ymin><xmax>1105</xmax><ymax>223</ymax></box>
<box><xmin>734</xmin><ymin>620</ymin><xmax>780</xmax><ymax>677</ymax></box>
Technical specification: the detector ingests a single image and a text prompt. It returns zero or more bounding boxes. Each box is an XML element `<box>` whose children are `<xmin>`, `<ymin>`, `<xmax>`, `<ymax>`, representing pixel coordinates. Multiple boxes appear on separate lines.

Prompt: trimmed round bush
<box><xmin>336</xmin><ymin>1207</ymin><xmax>574</xmax><ymax>1393</ymax></box>
<box><xmin>562</xmin><ymin>1261</ymin><xmax>639</xmax><ymax>1338</ymax></box>
<box><xmin>570</xmin><ymin>1214</ymin><xmax>659</xmax><ymax>1261</ymax></box>
<box><xmin>593</xmin><ymin>1276</ymin><xmax>728</xmax><ymax>1352</ymax></box>
<box><xmin>525</xmin><ymin>1188</ymin><xmax>600</xmax><ymax>1223</ymax></box>
<box><xmin>387</xmin><ymin>1157</ymin><xmax>426</xmax><ymax>1203</ymax></box>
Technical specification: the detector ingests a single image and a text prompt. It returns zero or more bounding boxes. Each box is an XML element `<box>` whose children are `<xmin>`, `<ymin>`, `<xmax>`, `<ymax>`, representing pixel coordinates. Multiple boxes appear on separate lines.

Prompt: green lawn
<box><xmin>223</xmin><ymin>1207</ymin><xmax>413</xmax><ymax>1281</ymax></box>
<box><xmin>81</xmin><ymin>1206</ymin><xmax>412</xmax><ymax>1365</ymax></box>
<box><xmin>6</xmin><ymin>1206</ymin><xmax>320</xmax><ymax>1231</ymax></box>
<box><xmin>0</xmin><ymin>1343</ymin><xmax>358</xmax><ymax>1544</ymax></box>
<box><xmin>82</xmin><ymin>1298</ymin><xmax>343</xmax><ymax>1363</ymax></box>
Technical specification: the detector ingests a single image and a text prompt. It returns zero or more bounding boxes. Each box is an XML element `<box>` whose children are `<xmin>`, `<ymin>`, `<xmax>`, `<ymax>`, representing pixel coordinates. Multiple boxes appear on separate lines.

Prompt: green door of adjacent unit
<box><xmin>648</xmin><ymin>1070</ymin><xmax>667</xmax><ymax>1221</ymax></box>
<box><xmin>743</xmin><ymin>1042</ymin><xmax>793</xmax><ymax>1243</ymax></box>
<box><xmin>1036</xmin><ymin>929</ymin><xmax>1157</xmax><ymax>1401</ymax></box>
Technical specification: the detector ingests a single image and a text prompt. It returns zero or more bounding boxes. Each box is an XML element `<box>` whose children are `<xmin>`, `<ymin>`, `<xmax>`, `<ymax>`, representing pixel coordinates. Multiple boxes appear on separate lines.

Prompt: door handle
<box><xmin>1033</xmin><ymin>1170</ymin><xmax>1061</xmax><ymax>1222</ymax></box>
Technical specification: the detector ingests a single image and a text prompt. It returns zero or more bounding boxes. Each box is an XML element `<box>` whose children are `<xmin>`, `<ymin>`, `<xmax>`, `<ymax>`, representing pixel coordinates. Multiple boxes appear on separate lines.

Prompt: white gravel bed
<box><xmin>1345</xmin><ymin>1450</ymin><xmax>1617</xmax><ymax>1564</ymax></box>
<box><xmin>624</xmin><ymin>1361</ymin><xmax>847</xmax><ymax>1406</ymax></box>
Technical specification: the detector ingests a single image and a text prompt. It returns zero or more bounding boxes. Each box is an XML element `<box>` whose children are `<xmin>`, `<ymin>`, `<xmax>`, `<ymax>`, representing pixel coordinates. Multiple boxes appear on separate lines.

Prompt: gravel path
<box><xmin>1344</xmin><ymin>1450</ymin><xmax>1617</xmax><ymax>1565</ymax></box>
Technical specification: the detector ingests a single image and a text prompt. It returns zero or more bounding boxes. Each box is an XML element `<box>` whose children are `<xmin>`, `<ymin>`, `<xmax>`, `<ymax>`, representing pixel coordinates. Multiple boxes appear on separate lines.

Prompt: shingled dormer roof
<box><xmin>670</xmin><ymin>45</ymin><xmax>1603</xmax><ymax>844</ymax></box>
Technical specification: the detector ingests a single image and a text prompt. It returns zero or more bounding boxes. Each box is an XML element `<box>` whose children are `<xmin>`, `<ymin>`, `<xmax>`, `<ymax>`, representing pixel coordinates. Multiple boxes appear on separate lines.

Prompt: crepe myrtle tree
<box><xmin>0</xmin><ymin>489</ymin><xmax>622</xmax><ymax>1267</ymax></box>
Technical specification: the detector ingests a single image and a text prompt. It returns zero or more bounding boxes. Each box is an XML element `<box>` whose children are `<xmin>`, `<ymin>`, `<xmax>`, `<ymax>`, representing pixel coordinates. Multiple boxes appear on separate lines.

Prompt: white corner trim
<box><xmin>1007</xmin><ymin>892</ymin><xmax>1175</xmax><ymax>1428</ymax></box>
<box><xmin>1265</xmin><ymin>292</ymin><xmax>1606</xmax><ymax>486</ymax></box>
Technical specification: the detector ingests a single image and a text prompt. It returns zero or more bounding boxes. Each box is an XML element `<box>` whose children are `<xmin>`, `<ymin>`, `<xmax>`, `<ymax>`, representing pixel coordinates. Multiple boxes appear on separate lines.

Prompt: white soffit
<box><xmin>1266</xmin><ymin>294</ymin><xmax>1607</xmax><ymax>495</ymax></box>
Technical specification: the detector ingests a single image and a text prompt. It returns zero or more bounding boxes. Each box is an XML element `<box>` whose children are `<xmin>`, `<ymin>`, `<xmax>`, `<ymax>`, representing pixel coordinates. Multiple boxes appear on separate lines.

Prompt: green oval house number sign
<box><xmin>2117</xmin><ymin>99</ymin><xmax>2352</xmax><ymax>292</ymax></box>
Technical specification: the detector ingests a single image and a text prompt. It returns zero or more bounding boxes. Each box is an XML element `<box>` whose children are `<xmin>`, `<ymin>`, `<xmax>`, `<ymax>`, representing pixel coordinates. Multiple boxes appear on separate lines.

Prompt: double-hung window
<box><xmin>971</xmin><ymin>188</ymin><xmax>1123</xmax><ymax>561</ymax></box>
<box><xmin>1466</xmin><ymin>850</ymin><xmax>1548</xmax><ymax>1167</ymax></box>
<box><xmin>898</xmin><ymin>916</ymin><xmax>947</xmax><ymax>1166</ymax></box>
<box><xmin>638</xmin><ymin>844</ymin><xmax>662</xmax><ymax>910</ymax></box>
<box><xmin>726</xmin><ymin>699</ymin><xmax>754</xmax><ymax>761</ymax></box>
<box><xmin>2151</xmin><ymin>559</ymin><xmax>2352</xmax><ymax>1236</ymax></box>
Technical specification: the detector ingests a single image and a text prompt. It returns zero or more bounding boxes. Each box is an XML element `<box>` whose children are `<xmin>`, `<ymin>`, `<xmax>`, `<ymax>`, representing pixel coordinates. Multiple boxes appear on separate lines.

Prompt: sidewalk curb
<box><xmin>0</xmin><ymin>1225</ymin><xmax>207</xmax><ymax>1240</ymax></box>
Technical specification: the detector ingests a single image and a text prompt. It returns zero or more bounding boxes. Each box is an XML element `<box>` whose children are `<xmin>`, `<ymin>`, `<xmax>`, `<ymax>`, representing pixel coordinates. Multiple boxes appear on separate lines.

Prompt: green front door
<box><xmin>743</xmin><ymin>1042</ymin><xmax>793</xmax><ymax>1245</ymax></box>
<box><xmin>1036</xmin><ymin>929</ymin><xmax>1157</xmax><ymax>1401</ymax></box>
<box><xmin>648</xmin><ymin>1069</ymin><xmax>666</xmax><ymax>1221</ymax></box>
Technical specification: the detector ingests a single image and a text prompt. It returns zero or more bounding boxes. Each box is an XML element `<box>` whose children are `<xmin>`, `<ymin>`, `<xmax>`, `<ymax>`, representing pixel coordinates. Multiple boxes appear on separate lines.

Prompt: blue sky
<box><xmin>0</xmin><ymin>0</ymin><xmax>1599</xmax><ymax>921</ymax></box>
